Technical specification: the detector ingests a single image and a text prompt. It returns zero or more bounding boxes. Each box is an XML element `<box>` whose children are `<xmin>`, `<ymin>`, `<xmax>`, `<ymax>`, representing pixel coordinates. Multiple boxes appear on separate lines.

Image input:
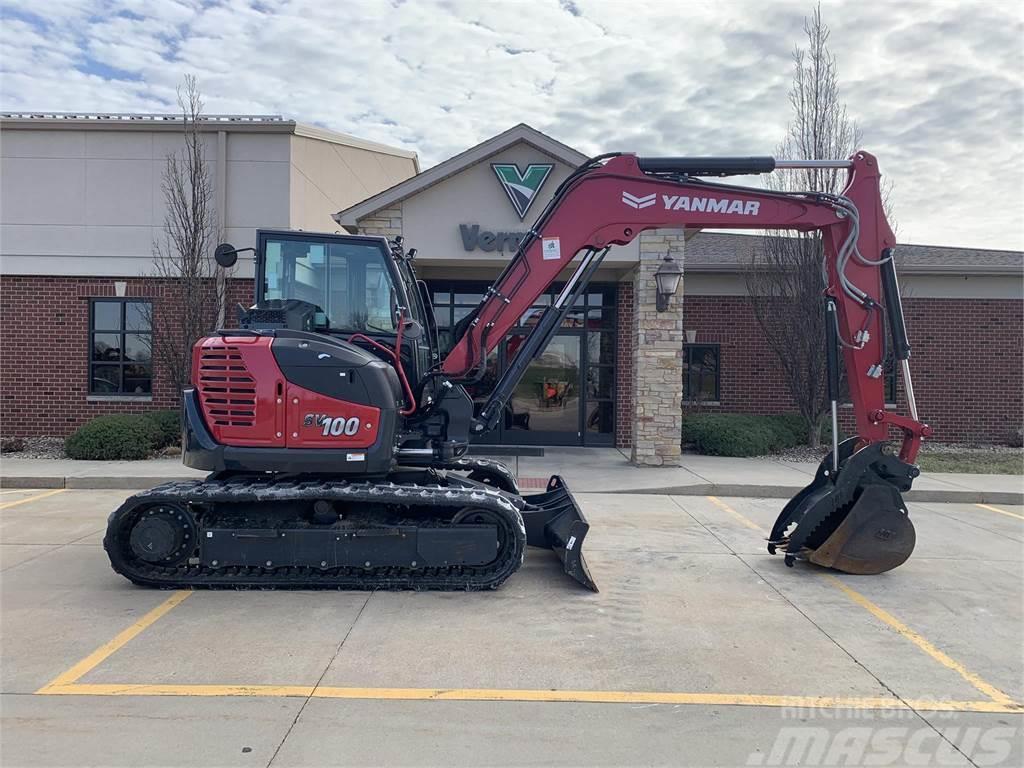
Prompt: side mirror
<box><xmin>215</xmin><ymin>243</ymin><xmax>239</xmax><ymax>268</ymax></box>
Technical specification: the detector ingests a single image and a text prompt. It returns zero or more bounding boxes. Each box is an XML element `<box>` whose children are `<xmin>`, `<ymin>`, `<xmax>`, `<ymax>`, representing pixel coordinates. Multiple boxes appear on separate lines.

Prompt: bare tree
<box><xmin>148</xmin><ymin>75</ymin><xmax>228</xmax><ymax>399</ymax></box>
<box><xmin>744</xmin><ymin>4</ymin><xmax>868</xmax><ymax>447</ymax></box>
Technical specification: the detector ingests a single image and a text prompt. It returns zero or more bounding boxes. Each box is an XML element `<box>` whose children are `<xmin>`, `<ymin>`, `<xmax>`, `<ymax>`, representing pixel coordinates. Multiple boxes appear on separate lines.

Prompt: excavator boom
<box><xmin>443</xmin><ymin>151</ymin><xmax>930</xmax><ymax>574</ymax></box>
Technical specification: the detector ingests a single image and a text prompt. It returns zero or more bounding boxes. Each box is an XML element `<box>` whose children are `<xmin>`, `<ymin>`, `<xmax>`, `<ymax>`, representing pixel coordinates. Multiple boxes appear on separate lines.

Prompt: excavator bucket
<box><xmin>520</xmin><ymin>475</ymin><xmax>598</xmax><ymax>592</ymax></box>
<box><xmin>768</xmin><ymin>437</ymin><xmax>919</xmax><ymax>575</ymax></box>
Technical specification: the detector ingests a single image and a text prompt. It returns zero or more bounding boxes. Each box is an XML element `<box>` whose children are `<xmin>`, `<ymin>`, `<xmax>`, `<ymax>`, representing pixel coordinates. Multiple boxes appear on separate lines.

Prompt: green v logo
<box><xmin>491</xmin><ymin>163</ymin><xmax>554</xmax><ymax>219</ymax></box>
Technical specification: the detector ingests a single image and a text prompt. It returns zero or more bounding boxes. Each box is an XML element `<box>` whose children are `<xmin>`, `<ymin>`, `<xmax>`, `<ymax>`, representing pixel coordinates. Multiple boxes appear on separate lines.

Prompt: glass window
<box><xmin>89</xmin><ymin>300</ymin><xmax>152</xmax><ymax>395</ymax></box>
<box><xmin>683</xmin><ymin>344</ymin><xmax>720</xmax><ymax>402</ymax></box>
<box><xmin>263</xmin><ymin>237</ymin><xmax>398</xmax><ymax>332</ymax></box>
<box><xmin>586</xmin><ymin>331</ymin><xmax>615</xmax><ymax>366</ymax></box>
<box><xmin>586</xmin><ymin>366</ymin><xmax>614</xmax><ymax>398</ymax></box>
<box><xmin>585</xmin><ymin>401</ymin><xmax>614</xmax><ymax>434</ymax></box>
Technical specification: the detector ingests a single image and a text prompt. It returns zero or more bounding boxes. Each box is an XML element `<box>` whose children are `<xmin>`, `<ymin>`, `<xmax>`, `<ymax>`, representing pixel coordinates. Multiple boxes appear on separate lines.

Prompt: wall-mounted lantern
<box><xmin>654</xmin><ymin>254</ymin><xmax>683</xmax><ymax>312</ymax></box>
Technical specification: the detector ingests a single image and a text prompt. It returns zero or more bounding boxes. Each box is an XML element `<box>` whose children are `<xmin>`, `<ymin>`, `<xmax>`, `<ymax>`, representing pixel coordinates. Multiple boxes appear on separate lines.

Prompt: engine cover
<box><xmin>184</xmin><ymin>331</ymin><xmax>402</xmax><ymax>475</ymax></box>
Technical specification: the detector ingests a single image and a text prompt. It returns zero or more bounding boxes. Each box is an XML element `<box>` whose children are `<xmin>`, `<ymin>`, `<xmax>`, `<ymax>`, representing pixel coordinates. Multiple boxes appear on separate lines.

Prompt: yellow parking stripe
<box><xmin>706</xmin><ymin>496</ymin><xmax>1017</xmax><ymax>707</ymax></box>
<box><xmin>0</xmin><ymin>488</ymin><xmax>66</xmax><ymax>510</ymax></box>
<box><xmin>707</xmin><ymin>496</ymin><xmax>765</xmax><ymax>532</ymax></box>
<box><xmin>975</xmin><ymin>503</ymin><xmax>1024</xmax><ymax>521</ymax></box>
<box><xmin>37</xmin><ymin>591</ymin><xmax>193</xmax><ymax>691</ymax></box>
<box><xmin>36</xmin><ymin>683</ymin><xmax>1021</xmax><ymax>712</ymax></box>
<box><xmin>826</xmin><ymin>576</ymin><xmax>1016</xmax><ymax>706</ymax></box>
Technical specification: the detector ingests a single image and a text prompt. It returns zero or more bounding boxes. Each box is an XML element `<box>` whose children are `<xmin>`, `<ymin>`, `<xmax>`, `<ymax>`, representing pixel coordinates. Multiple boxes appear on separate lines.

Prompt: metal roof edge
<box><xmin>291</xmin><ymin>123</ymin><xmax>418</xmax><ymax>162</ymax></box>
<box><xmin>0</xmin><ymin>113</ymin><xmax>299</xmax><ymax>133</ymax></box>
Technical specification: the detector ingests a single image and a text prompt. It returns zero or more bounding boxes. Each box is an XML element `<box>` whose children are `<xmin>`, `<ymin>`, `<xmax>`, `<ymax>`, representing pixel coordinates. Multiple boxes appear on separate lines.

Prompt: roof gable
<box><xmin>333</xmin><ymin>123</ymin><xmax>586</xmax><ymax>229</ymax></box>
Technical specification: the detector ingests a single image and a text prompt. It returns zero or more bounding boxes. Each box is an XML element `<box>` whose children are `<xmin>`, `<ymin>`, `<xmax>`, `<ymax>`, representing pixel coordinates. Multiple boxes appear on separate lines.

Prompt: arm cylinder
<box><xmin>825</xmin><ymin>298</ymin><xmax>840</xmax><ymax>402</ymax></box>
<box><xmin>637</xmin><ymin>156</ymin><xmax>776</xmax><ymax>176</ymax></box>
<box><xmin>879</xmin><ymin>248</ymin><xmax>911</xmax><ymax>360</ymax></box>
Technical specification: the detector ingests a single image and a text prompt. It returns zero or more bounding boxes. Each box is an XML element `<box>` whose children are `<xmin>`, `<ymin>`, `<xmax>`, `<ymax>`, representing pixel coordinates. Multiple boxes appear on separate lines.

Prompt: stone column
<box><xmin>356</xmin><ymin>203</ymin><xmax>403</xmax><ymax>239</ymax></box>
<box><xmin>630</xmin><ymin>229</ymin><xmax>685</xmax><ymax>466</ymax></box>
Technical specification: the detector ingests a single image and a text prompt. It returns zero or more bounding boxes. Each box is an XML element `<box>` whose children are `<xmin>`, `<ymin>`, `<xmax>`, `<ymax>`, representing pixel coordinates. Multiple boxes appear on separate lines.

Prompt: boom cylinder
<box><xmin>825</xmin><ymin>298</ymin><xmax>841</xmax><ymax>472</ymax></box>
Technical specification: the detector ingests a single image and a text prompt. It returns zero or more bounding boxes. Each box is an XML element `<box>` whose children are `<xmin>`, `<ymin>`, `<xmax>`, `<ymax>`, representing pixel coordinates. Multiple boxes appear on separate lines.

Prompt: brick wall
<box><xmin>0</xmin><ymin>275</ymin><xmax>254</xmax><ymax>437</ymax></box>
<box><xmin>681</xmin><ymin>294</ymin><xmax>1023</xmax><ymax>444</ymax></box>
<box><xmin>614</xmin><ymin>279</ymin><xmax>635</xmax><ymax>449</ymax></box>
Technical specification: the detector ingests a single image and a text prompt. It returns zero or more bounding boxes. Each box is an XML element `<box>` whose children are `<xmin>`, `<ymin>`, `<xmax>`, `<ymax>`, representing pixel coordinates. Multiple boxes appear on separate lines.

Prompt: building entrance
<box><xmin>428</xmin><ymin>281</ymin><xmax>616</xmax><ymax>446</ymax></box>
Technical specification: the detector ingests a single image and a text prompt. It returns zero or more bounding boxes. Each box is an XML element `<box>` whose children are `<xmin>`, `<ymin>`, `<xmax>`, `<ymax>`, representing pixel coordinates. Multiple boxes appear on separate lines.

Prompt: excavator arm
<box><xmin>442</xmin><ymin>150</ymin><xmax>930</xmax><ymax>575</ymax></box>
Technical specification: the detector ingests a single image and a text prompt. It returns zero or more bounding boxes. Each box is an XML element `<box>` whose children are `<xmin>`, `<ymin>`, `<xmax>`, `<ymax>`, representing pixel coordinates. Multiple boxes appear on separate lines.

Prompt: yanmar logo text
<box><xmin>621</xmin><ymin>191</ymin><xmax>760</xmax><ymax>216</ymax></box>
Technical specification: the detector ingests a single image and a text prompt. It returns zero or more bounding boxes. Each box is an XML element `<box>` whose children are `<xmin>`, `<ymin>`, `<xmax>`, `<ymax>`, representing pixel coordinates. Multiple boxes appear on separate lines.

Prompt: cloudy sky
<box><xmin>1</xmin><ymin>0</ymin><xmax>1021</xmax><ymax>249</ymax></box>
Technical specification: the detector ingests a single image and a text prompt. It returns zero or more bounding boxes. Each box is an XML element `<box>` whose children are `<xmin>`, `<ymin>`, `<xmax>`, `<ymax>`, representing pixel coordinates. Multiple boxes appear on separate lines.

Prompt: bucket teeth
<box><xmin>768</xmin><ymin>438</ymin><xmax>918</xmax><ymax>575</ymax></box>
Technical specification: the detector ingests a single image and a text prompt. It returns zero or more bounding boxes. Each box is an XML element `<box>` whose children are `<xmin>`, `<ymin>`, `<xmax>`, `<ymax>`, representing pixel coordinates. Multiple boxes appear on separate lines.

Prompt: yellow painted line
<box><xmin>36</xmin><ymin>683</ymin><xmax>1022</xmax><ymax>712</ymax></box>
<box><xmin>975</xmin><ymin>503</ymin><xmax>1024</xmax><ymax>521</ymax></box>
<box><xmin>706</xmin><ymin>497</ymin><xmax>1020</xmax><ymax>708</ymax></box>
<box><xmin>0</xmin><ymin>488</ymin><xmax>66</xmax><ymax>510</ymax></box>
<box><xmin>825</xmin><ymin>576</ymin><xmax>1016</xmax><ymax>706</ymax></box>
<box><xmin>43</xmin><ymin>683</ymin><xmax>314</xmax><ymax>697</ymax></box>
<box><xmin>37</xmin><ymin>591</ymin><xmax>193</xmax><ymax>692</ymax></box>
<box><xmin>707</xmin><ymin>496</ymin><xmax>766</xmax><ymax>533</ymax></box>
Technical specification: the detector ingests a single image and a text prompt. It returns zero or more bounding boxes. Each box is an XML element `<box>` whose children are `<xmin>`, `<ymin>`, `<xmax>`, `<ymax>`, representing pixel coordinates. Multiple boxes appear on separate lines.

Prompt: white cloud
<box><xmin>0</xmin><ymin>0</ymin><xmax>1021</xmax><ymax>248</ymax></box>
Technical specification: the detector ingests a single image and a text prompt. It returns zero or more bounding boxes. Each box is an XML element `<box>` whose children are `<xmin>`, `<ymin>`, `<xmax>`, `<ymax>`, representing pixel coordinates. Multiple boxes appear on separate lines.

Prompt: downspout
<box><xmin>215</xmin><ymin>129</ymin><xmax>228</xmax><ymax>328</ymax></box>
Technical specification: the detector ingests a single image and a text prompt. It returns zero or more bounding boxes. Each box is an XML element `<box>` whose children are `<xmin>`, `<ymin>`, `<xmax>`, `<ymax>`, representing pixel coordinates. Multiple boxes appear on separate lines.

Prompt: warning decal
<box><xmin>542</xmin><ymin>237</ymin><xmax>561</xmax><ymax>261</ymax></box>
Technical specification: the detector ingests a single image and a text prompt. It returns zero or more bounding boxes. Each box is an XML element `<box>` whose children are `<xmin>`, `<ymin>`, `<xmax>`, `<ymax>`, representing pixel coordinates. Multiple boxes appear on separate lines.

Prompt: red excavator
<box><xmin>104</xmin><ymin>150</ymin><xmax>930</xmax><ymax>591</ymax></box>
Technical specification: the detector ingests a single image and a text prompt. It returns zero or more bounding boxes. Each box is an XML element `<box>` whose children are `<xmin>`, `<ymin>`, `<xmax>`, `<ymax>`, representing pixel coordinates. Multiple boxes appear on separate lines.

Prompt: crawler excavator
<box><xmin>104</xmin><ymin>150</ymin><xmax>930</xmax><ymax>591</ymax></box>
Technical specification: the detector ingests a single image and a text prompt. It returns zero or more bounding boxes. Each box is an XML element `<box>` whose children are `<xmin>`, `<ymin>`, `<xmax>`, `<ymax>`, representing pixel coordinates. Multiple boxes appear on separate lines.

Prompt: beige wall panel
<box><xmin>0</xmin><ymin>224</ymin><xmax>86</xmax><ymax>257</ymax></box>
<box><xmin>901</xmin><ymin>273</ymin><xmax>1022</xmax><ymax>299</ymax></box>
<box><xmin>227</xmin><ymin>133</ymin><xmax>290</xmax><ymax>162</ymax></box>
<box><xmin>223</xmin><ymin>226</ymin><xmax>259</xmax><ymax>280</ymax></box>
<box><xmin>288</xmin><ymin>137</ymin><xmax>416</xmax><ymax>233</ymax></box>
<box><xmin>1</xmin><ymin>157</ymin><xmax>87</xmax><ymax>225</ymax></box>
<box><xmin>225</xmin><ymin>160</ymin><xmax>290</xmax><ymax>228</ymax></box>
<box><xmin>0</xmin><ymin>254</ymin><xmax>153</xmax><ymax>276</ymax></box>
<box><xmin>399</xmin><ymin>143</ymin><xmax>639</xmax><ymax>264</ymax></box>
<box><xmin>149</xmin><ymin>159</ymin><xmax>219</xmax><ymax>230</ymax></box>
<box><xmin>86</xmin><ymin>225</ymin><xmax>156</xmax><ymax>259</ymax></box>
<box><xmin>85</xmin><ymin>131</ymin><xmax>153</xmax><ymax>159</ymax></box>
<box><xmin>378</xmin><ymin>153</ymin><xmax>419</xmax><ymax>185</ymax></box>
<box><xmin>0</xmin><ymin>129</ymin><xmax>85</xmax><ymax>158</ymax></box>
<box><xmin>85</xmin><ymin>159</ymin><xmax>155</xmax><ymax>226</ymax></box>
<box><xmin>151</xmin><ymin>131</ymin><xmax>218</xmax><ymax>162</ymax></box>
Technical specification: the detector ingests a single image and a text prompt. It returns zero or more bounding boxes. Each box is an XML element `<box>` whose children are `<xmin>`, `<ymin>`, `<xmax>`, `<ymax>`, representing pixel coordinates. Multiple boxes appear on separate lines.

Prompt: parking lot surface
<box><xmin>1</xmin><ymin>487</ymin><xmax>1021</xmax><ymax>767</ymax></box>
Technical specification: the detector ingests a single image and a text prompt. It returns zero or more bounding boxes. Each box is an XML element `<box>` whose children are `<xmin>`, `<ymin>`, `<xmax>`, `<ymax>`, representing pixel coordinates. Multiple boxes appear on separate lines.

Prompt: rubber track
<box><xmin>104</xmin><ymin>477</ymin><xmax>527</xmax><ymax>591</ymax></box>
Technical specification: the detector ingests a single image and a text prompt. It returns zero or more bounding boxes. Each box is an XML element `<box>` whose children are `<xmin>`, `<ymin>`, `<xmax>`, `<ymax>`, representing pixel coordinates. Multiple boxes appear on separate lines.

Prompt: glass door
<box><xmin>430</xmin><ymin>281</ymin><xmax>617</xmax><ymax>447</ymax></box>
<box><xmin>501</xmin><ymin>332</ymin><xmax>582</xmax><ymax>445</ymax></box>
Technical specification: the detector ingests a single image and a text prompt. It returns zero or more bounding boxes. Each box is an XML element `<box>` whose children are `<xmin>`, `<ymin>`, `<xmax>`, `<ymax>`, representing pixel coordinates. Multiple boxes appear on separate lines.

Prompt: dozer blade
<box><xmin>768</xmin><ymin>437</ymin><xmax>919</xmax><ymax>575</ymax></box>
<box><xmin>520</xmin><ymin>475</ymin><xmax>598</xmax><ymax>592</ymax></box>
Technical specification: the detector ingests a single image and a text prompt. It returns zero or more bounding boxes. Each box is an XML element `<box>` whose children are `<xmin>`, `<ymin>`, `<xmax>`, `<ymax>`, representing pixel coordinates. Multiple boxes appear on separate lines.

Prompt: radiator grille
<box><xmin>197</xmin><ymin>345</ymin><xmax>257</xmax><ymax>427</ymax></box>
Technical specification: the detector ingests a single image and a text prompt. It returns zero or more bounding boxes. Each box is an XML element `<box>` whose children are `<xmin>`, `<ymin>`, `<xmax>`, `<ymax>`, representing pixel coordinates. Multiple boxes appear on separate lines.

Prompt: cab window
<box><xmin>263</xmin><ymin>237</ymin><xmax>398</xmax><ymax>333</ymax></box>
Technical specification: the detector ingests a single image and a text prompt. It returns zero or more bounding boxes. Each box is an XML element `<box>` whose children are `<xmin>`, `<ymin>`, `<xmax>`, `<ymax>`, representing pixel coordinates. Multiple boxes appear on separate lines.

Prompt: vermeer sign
<box><xmin>459</xmin><ymin>224</ymin><xmax>527</xmax><ymax>253</ymax></box>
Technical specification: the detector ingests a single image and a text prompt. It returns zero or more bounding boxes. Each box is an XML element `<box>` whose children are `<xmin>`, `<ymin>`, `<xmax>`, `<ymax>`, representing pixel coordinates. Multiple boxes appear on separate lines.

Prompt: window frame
<box><xmin>88</xmin><ymin>298</ymin><xmax>153</xmax><ymax>397</ymax></box>
<box><xmin>682</xmin><ymin>343</ymin><xmax>721</xmax><ymax>404</ymax></box>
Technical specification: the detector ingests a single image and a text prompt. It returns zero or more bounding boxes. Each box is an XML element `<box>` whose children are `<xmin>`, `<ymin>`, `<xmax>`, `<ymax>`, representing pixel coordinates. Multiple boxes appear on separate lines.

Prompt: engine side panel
<box><xmin>285</xmin><ymin>383</ymin><xmax>380</xmax><ymax>449</ymax></box>
<box><xmin>189</xmin><ymin>331</ymin><xmax>399</xmax><ymax>472</ymax></box>
<box><xmin>192</xmin><ymin>336</ymin><xmax>284</xmax><ymax>448</ymax></box>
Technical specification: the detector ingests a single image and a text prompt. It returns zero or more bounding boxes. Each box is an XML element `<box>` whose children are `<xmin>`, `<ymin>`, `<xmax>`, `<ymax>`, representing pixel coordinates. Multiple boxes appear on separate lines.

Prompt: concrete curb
<box><xmin>2</xmin><ymin>475</ymin><xmax>1021</xmax><ymax>505</ymax></box>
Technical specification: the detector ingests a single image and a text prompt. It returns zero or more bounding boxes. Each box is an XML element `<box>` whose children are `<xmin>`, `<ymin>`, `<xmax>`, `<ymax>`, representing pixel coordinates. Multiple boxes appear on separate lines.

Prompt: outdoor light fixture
<box><xmin>654</xmin><ymin>253</ymin><xmax>683</xmax><ymax>312</ymax></box>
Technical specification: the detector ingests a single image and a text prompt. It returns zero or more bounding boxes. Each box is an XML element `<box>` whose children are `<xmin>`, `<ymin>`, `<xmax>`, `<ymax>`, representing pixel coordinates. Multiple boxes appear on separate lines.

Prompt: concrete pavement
<box><xmin>1</xmin><ymin>487</ymin><xmax>1021</xmax><ymax>767</ymax></box>
<box><xmin>2</xmin><ymin>447</ymin><xmax>1021</xmax><ymax>503</ymax></box>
